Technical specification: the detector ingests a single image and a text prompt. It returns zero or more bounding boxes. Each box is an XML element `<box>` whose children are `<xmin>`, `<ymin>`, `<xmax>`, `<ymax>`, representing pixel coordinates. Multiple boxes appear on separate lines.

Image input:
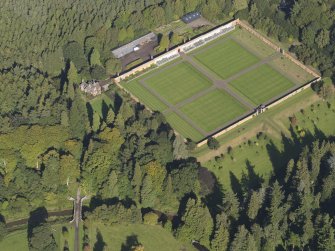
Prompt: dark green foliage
<box><xmin>207</xmin><ymin>137</ymin><xmax>220</xmax><ymax>150</ymax></box>
<box><xmin>85</xmin><ymin>203</ymin><xmax>142</xmax><ymax>224</ymax></box>
<box><xmin>29</xmin><ymin>223</ymin><xmax>58</xmax><ymax>251</ymax></box>
<box><xmin>63</xmin><ymin>41</ymin><xmax>89</xmax><ymax>71</ymax></box>
<box><xmin>0</xmin><ymin>221</ymin><xmax>7</xmax><ymax>241</ymax></box>
<box><xmin>176</xmin><ymin>197</ymin><xmax>213</xmax><ymax>248</ymax></box>
<box><xmin>90</xmin><ymin>65</ymin><xmax>107</xmax><ymax>80</ymax></box>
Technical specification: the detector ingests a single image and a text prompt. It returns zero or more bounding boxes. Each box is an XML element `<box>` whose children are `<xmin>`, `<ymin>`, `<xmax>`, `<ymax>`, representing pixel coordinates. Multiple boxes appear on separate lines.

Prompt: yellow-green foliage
<box><xmin>0</xmin><ymin>125</ymin><xmax>69</xmax><ymax>168</ymax></box>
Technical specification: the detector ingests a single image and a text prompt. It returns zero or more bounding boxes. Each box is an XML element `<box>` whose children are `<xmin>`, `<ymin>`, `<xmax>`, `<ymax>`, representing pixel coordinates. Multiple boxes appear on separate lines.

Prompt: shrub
<box><xmin>143</xmin><ymin>212</ymin><xmax>159</xmax><ymax>225</ymax></box>
<box><xmin>207</xmin><ymin>137</ymin><xmax>220</xmax><ymax>150</ymax></box>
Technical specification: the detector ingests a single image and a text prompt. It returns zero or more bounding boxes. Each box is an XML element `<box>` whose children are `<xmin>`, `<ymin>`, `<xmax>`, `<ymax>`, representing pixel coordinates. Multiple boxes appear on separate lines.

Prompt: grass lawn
<box><xmin>229</xmin><ymin>64</ymin><xmax>295</xmax><ymax>105</ymax></box>
<box><xmin>180</xmin><ymin>89</ymin><xmax>248</xmax><ymax>133</ymax></box>
<box><xmin>89</xmin><ymin>93</ymin><xmax>114</xmax><ymax>118</ymax></box>
<box><xmin>0</xmin><ymin>223</ymin><xmax>81</xmax><ymax>251</ymax></box>
<box><xmin>194</xmin><ymin>39</ymin><xmax>259</xmax><ymax>80</ymax></box>
<box><xmin>0</xmin><ymin>229</ymin><xmax>28</xmax><ymax>251</ymax></box>
<box><xmin>194</xmin><ymin>88</ymin><xmax>335</xmax><ymax>190</ymax></box>
<box><xmin>145</xmin><ymin>62</ymin><xmax>212</xmax><ymax>105</ymax></box>
<box><xmin>165</xmin><ymin>112</ymin><xmax>204</xmax><ymax>141</ymax></box>
<box><xmin>88</xmin><ymin>223</ymin><xmax>195</xmax><ymax>251</ymax></box>
<box><xmin>204</xmin><ymin>135</ymin><xmax>275</xmax><ymax>189</ymax></box>
<box><xmin>123</xmin><ymin>80</ymin><xmax>168</xmax><ymax>111</ymax></box>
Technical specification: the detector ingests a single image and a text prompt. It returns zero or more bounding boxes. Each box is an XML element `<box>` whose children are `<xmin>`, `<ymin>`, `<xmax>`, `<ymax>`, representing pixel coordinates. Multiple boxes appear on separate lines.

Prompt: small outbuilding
<box><xmin>181</xmin><ymin>12</ymin><xmax>201</xmax><ymax>24</ymax></box>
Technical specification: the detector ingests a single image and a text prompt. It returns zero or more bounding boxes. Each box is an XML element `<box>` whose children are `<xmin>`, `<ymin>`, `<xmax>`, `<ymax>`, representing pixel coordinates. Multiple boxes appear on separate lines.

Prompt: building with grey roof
<box><xmin>112</xmin><ymin>32</ymin><xmax>157</xmax><ymax>58</ymax></box>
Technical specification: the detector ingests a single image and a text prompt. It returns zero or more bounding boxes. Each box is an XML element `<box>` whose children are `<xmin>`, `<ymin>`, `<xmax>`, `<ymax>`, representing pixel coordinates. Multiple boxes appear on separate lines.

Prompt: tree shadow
<box><xmin>101</xmin><ymin>99</ymin><xmax>109</xmax><ymax>121</ymax></box>
<box><xmin>27</xmin><ymin>207</ymin><xmax>48</xmax><ymax>239</ymax></box>
<box><xmin>121</xmin><ymin>234</ymin><xmax>139</xmax><ymax>251</ymax></box>
<box><xmin>203</xmin><ymin>169</ymin><xmax>224</xmax><ymax>216</ymax></box>
<box><xmin>229</xmin><ymin>171</ymin><xmax>243</xmax><ymax>200</ymax></box>
<box><xmin>240</xmin><ymin>160</ymin><xmax>264</xmax><ymax>192</ymax></box>
<box><xmin>86</xmin><ymin>102</ymin><xmax>94</xmax><ymax>127</ymax></box>
<box><xmin>93</xmin><ymin>229</ymin><xmax>106</xmax><ymax>251</ymax></box>
<box><xmin>114</xmin><ymin>92</ymin><xmax>123</xmax><ymax>114</ymax></box>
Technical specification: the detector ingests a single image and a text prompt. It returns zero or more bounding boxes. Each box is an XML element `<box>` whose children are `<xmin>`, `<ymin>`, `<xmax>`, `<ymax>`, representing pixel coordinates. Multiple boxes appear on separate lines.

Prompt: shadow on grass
<box><xmin>266</xmin><ymin>124</ymin><xmax>329</xmax><ymax>185</ymax></box>
<box><xmin>93</xmin><ymin>229</ymin><xmax>106</xmax><ymax>251</ymax></box>
<box><xmin>121</xmin><ymin>234</ymin><xmax>140</xmax><ymax>251</ymax></box>
<box><xmin>27</xmin><ymin>207</ymin><xmax>48</xmax><ymax>239</ymax></box>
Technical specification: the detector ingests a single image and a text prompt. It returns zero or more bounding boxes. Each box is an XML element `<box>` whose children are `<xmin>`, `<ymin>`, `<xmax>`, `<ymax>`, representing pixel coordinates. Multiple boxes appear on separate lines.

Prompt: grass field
<box><xmin>194</xmin><ymin>39</ymin><xmax>260</xmax><ymax>79</ymax></box>
<box><xmin>180</xmin><ymin>89</ymin><xmax>247</xmax><ymax>132</ymax></box>
<box><xmin>229</xmin><ymin>65</ymin><xmax>295</xmax><ymax>105</ymax></box>
<box><xmin>146</xmin><ymin>62</ymin><xmax>212</xmax><ymax>104</ymax></box>
<box><xmin>87</xmin><ymin>223</ymin><xmax>195</xmax><ymax>251</ymax></box>
<box><xmin>122</xmin><ymin>25</ymin><xmax>316</xmax><ymax>142</ymax></box>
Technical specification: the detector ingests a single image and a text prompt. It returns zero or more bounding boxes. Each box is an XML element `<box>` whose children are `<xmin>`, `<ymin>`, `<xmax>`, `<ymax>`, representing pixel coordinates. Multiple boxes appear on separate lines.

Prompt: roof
<box><xmin>112</xmin><ymin>32</ymin><xmax>157</xmax><ymax>58</ymax></box>
<box><xmin>181</xmin><ymin>12</ymin><xmax>201</xmax><ymax>24</ymax></box>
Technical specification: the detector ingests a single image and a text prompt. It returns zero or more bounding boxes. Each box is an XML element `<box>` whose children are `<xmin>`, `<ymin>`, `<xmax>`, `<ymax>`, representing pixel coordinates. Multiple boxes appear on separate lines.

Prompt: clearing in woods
<box><xmin>121</xmin><ymin>26</ymin><xmax>315</xmax><ymax>142</ymax></box>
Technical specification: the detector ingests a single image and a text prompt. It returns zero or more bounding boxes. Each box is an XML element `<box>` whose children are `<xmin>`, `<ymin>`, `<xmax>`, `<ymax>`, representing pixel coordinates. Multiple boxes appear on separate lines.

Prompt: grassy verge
<box><xmin>87</xmin><ymin>223</ymin><xmax>195</xmax><ymax>251</ymax></box>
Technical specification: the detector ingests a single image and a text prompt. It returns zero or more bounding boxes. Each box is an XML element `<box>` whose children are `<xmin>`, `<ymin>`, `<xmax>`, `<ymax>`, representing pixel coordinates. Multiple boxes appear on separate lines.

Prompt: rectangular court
<box><xmin>122</xmin><ymin>27</ymin><xmax>315</xmax><ymax>142</ymax></box>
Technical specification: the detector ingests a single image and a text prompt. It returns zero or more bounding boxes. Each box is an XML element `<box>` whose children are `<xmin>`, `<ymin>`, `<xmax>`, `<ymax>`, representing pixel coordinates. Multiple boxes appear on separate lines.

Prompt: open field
<box><xmin>229</xmin><ymin>64</ymin><xmax>295</xmax><ymax>105</ymax></box>
<box><xmin>87</xmin><ymin>223</ymin><xmax>195</xmax><ymax>251</ymax></box>
<box><xmin>194</xmin><ymin>39</ymin><xmax>260</xmax><ymax>79</ymax></box>
<box><xmin>122</xmin><ymin>26</ymin><xmax>315</xmax><ymax>142</ymax></box>
<box><xmin>193</xmin><ymin>88</ymin><xmax>335</xmax><ymax>190</ymax></box>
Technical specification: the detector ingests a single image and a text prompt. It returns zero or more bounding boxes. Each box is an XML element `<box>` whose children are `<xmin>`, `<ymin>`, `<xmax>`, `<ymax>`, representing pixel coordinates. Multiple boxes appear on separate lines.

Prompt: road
<box><xmin>69</xmin><ymin>188</ymin><xmax>88</xmax><ymax>251</ymax></box>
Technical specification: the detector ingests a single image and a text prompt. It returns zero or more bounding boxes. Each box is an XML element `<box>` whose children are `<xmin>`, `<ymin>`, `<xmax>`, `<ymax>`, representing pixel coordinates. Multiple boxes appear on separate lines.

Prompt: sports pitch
<box><xmin>122</xmin><ymin>27</ymin><xmax>315</xmax><ymax>142</ymax></box>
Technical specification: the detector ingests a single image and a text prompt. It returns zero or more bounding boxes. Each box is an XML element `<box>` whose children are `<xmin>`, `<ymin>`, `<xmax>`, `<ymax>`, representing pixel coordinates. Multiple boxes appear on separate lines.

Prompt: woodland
<box><xmin>1</xmin><ymin>0</ymin><xmax>335</xmax><ymax>250</ymax></box>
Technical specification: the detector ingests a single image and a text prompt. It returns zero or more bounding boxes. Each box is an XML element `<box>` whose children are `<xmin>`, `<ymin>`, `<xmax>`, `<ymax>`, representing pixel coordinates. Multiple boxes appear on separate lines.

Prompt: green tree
<box><xmin>211</xmin><ymin>213</ymin><xmax>229</xmax><ymax>251</ymax></box>
<box><xmin>207</xmin><ymin>137</ymin><xmax>220</xmax><ymax>150</ymax></box>
<box><xmin>233</xmin><ymin>0</ymin><xmax>248</xmax><ymax>11</ymax></box>
<box><xmin>67</xmin><ymin>61</ymin><xmax>80</xmax><ymax>85</ymax></box>
<box><xmin>90</xmin><ymin>65</ymin><xmax>107</xmax><ymax>80</ymax></box>
<box><xmin>29</xmin><ymin>223</ymin><xmax>58</xmax><ymax>251</ymax></box>
<box><xmin>105</xmin><ymin>58</ymin><xmax>122</xmax><ymax>75</ymax></box>
<box><xmin>158</xmin><ymin>33</ymin><xmax>170</xmax><ymax>52</ymax></box>
<box><xmin>118</xmin><ymin>28</ymin><xmax>128</xmax><ymax>42</ymax></box>
<box><xmin>143</xmin><ymin>212</ymin><xmax>159</xmax><ymax>225</ymax></box>
<box><xmin>176</xmin><ymin>198</ymin><xmax>213</xmax><ymax>248</ymax></box>
<box><xmin>0</xmin><ymin>221</ymin><xmax>7</xmax><ymax>241</ymax></box>
<box><xmin>247</xmin><ymin>189</ymin><xmax>264</xmax><ymax>221</ymax></box>
<box><xmin>315</xmin><ymin>29</ymin><xmax>330</xmax><ymax>48</ymax></box>
<box><xmin>89</xmin><ymin>48</ymin><xmax>102</xmax><ymax>66</ymax></box>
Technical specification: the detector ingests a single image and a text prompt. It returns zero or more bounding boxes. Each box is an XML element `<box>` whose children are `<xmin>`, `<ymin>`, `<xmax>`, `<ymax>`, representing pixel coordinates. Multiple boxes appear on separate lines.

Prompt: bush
<box><xmin>90</xmin><ymin>65</ymin><xmax>107</xmax><ymax>80</ymax></box>
<box><xmin>143</xmin><ymin>212</ymin><xmax>159</xmax><ymax>225</ymax></box>
<box><xmin>207</xmin><ymin>137</ymin><xmax>220</xmax><ymax>150</ymax></box>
